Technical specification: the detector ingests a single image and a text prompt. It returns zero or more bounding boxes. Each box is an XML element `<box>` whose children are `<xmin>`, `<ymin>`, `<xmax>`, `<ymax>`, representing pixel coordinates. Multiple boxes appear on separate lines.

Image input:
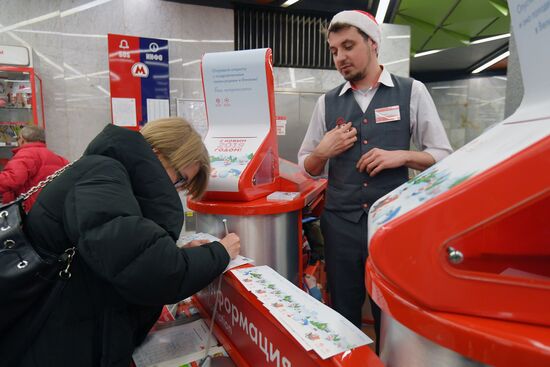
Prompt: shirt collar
<box><xmin>338</xmin><ymin>67</ymin><xmax>394</xmax><ymax>96</ymax></box>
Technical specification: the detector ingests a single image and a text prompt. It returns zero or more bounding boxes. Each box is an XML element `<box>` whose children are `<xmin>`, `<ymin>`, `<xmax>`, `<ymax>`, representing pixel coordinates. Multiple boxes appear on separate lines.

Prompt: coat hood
<box><xmin>84</xmin><ymin>124</ymin><xmax>183</xmax><ymax>240</ymax></box>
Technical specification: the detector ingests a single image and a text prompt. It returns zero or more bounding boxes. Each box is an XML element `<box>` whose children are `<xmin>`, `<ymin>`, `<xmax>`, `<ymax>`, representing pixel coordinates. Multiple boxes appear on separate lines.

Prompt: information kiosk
<box><xmin>188</xmin><ymin>49</ymin><xmax>325</xmax><ymax>284</ymax></box>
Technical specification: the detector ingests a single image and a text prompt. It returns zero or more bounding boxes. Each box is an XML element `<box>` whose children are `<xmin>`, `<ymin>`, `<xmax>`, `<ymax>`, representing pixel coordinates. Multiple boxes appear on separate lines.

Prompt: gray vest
<box><xmin>324</xmin><ymin>74</ymin><xmax>412</xmax><ymax>223</ymax></box>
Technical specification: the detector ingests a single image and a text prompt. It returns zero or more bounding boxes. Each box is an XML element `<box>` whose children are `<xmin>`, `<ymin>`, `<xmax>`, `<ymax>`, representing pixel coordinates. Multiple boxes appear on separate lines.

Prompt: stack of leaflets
<box><xmin>133</xmin><ymin>319</ymin><xmax>227</xmax><ymax>367</ymax></box>
<box><xmin>231</xmin><ymin>266</ymin><xmax>372</xmax><ymax>359</ymax></box>
<box><xmin>266</xmin><ymin>191</ymin><xmax>300</xmax><ymax>201</ymax></box>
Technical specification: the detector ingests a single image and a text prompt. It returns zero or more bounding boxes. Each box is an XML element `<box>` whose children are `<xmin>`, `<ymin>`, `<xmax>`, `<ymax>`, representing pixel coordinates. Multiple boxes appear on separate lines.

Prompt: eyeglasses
<box><xmin>173</xmin><ymin>170</ymin><xmax>188</xmax><ymax>189</ymax></box>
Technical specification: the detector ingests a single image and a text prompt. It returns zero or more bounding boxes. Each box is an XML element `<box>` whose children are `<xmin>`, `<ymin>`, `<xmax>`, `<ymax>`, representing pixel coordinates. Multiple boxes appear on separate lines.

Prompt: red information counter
<box><xmin>194</xmin><ymin>267</ymin><xmax>382</xmax><ymax>367</ymax></box>
<box><xmin>188</xmin><ymin>48</ymin><xmax>381</xmax><ymax>366</ymax></box>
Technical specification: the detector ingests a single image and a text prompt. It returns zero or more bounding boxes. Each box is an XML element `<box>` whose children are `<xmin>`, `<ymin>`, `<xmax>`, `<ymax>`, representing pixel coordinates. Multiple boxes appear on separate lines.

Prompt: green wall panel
<box><xmin>477</xmin><ymin>16</ymin><xmax>511</xmax><ymax>36</ymax></box>
<box><xmin>398</xmin><ymin>0</ymin><xmax>456</xmax><ymax>24</ymax></box>
<box><xmin>395</xmin><ymin>0</ymin><xmax>510</xmax><ymax>52</ymax></box>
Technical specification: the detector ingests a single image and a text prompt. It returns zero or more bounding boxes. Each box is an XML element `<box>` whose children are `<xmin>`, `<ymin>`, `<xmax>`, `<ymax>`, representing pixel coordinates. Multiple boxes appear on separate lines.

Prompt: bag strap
<box><xmin>17</xmin><ymin>162</ymin><xmax>74</xmax><ymax>202</ymax></box>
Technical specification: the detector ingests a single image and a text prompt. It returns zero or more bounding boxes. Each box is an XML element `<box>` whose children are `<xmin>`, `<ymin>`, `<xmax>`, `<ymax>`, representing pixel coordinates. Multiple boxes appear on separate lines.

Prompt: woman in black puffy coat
<box><xmin>3</xmin><ymin>118</ymin><xmax>240</xmax><ymax>366</ymax></box>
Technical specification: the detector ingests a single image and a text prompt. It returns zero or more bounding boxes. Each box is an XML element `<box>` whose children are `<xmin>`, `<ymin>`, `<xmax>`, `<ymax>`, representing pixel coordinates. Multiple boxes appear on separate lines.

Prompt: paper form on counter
<box><xmin>231</xmin><ymin>265</ymin><xmax>372</xmax><ymax>359</ymax></box>
<box><xmin>177</xmin><ymin>232</ymin><xmax>254</xmax><ymax>272</ymax></box>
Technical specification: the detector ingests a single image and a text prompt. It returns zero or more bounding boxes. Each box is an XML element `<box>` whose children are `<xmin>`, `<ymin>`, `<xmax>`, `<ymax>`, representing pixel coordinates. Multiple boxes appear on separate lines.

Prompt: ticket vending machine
<box><xmin>366</xmin><ymin>1</ymin><xmax>550</xmax><ymax>366</ymax></box>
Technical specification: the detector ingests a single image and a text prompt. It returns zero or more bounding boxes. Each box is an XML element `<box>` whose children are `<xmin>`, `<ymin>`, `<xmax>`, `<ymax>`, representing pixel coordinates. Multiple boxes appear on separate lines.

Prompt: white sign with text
<box><xmin>202</xmin><ymin>49</ymin><xmax>271</xmax><ymax>192</ymax></box>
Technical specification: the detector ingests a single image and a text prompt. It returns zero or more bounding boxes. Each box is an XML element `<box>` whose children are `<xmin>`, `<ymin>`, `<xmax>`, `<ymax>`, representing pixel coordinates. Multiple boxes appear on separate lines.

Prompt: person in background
<box><xmin>1</xmin><ymin>118</ymin><xmax>240</xmax><ymax>366</ymax></box>
<box><xmin>0</xmin><ymin>125</ymin><xmax>68</xmax><ymax>211</ymax></box>
<box><xmin>297</xmin><ymin>10</ymin><xmax>452</xmax><ymax>352</ymax></box>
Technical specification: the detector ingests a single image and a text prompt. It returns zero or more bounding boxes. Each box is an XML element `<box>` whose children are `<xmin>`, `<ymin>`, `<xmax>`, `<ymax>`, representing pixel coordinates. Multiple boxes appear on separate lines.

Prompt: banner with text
<box><xmin>201</xmin><ymin>49</ymin><xmax>271</xmax><ymax>192</ymax></box>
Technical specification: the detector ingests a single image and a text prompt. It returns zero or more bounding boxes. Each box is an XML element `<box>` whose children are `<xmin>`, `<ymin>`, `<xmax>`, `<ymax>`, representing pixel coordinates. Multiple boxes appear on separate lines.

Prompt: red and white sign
<box><xmin>131</xmin><ymin>62</ymin><xmax>149</xmax><ymax>78</ymax></box>
<box><xmin>374</xmin><ymin>105</ymin><xmax>401</xmax><ymax>123</ymax></box>
<box><xmin>214</xmin><ymin>138</ymin><xmax>247</xmax><ymax>153</ymax></box>
<box><xmin>107</xmin><ymin>34</ymin><xmax>169</xmax><ymax>128</ymax></box>
<box><xmin>276</xmin><ymin>116</ymin><xmax>287</xmax><ymax>136</ymax></box>
<box><xmin>201</xmin><ymin>49</ymin><xmax>273</xmax><ymax>193</ymax></box>
<box><xmin>0</xmin><ymin>45</ymin><xmax>30</xmax><ymax>66</ymax></box>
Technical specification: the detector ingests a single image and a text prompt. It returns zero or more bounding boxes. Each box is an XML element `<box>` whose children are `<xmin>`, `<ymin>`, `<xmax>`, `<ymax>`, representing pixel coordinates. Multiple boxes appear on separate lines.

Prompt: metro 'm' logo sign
<box><xmin>108</xmin><ymin>33</ymin><xmax>169</xmax><ymax>128</ymax></box>
<box><xmin>131</xmin><ymin>62</ymin><xmax>149</xmax><ymax>78</ymax></box>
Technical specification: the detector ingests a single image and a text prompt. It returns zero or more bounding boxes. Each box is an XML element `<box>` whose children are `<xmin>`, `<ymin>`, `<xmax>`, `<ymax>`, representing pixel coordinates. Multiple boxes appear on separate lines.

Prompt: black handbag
<box><xmin>0</xmin><ymin>163</ymin><xmax>75</xmax><ymax>334</ymax></box>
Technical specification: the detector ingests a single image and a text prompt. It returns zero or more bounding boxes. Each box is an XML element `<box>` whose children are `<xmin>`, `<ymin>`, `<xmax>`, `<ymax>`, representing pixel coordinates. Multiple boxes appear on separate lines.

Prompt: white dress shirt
<box><xmin>298</xmin><ymin>68</ymin><xmax>453</xmax><ymax>176</ymax></box>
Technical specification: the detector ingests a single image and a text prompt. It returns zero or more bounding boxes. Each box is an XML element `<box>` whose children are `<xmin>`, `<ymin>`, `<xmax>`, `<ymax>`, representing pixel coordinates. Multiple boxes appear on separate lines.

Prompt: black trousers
<box><xmin>321</xmin><ymin>210</ymin><xmax>381</xmax><ymax>353</ymax></box>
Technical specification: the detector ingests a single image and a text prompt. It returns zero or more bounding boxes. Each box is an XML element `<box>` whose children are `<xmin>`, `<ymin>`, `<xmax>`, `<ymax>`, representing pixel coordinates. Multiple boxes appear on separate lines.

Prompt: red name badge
<box><xmin>375</xmin><ymin>105</ymin><xmax>401</xmax><ymax>123</ymax></box>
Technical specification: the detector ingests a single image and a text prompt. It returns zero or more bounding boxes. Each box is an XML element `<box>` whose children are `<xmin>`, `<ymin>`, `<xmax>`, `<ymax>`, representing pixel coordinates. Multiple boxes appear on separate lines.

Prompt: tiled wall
<box><xmin>426</xmin><ymin>77</ymin><xmax>507</xmax><ymax>150</ymax></box>
<box><xmin>0</xmin><ymin>0</ymin><xmax>234</xmax><ymax>160</ymax></box>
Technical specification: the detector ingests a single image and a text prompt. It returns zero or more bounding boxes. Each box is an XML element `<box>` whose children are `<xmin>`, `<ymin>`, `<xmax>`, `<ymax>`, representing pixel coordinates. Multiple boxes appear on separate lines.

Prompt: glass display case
<box><xmin>0</xmin><ymin>65</ymin><xmax>44</xmax><ymax>170</ymax></box>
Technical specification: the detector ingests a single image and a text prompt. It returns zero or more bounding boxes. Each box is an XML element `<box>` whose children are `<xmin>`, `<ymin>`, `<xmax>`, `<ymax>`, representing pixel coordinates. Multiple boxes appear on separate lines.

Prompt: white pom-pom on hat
<box><xmin>329</xmin><ymin>10</ymin><xmax>381</xmax><ymax>46</ymax></box>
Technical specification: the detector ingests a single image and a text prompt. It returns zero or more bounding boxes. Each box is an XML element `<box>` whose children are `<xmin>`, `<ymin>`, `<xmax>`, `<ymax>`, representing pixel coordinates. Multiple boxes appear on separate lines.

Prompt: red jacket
<box><xmin>0</xmin><ymin>142</ymin><xmax>68</xmax><ymax>211</ymax></box>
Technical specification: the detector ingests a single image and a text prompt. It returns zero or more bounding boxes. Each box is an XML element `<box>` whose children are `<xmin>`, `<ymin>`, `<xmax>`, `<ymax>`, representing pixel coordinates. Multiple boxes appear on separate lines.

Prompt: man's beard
<box><xmin>342</xmin><ymin>68</ymin><xmax>365</xmax><ymax>83</ymax></box>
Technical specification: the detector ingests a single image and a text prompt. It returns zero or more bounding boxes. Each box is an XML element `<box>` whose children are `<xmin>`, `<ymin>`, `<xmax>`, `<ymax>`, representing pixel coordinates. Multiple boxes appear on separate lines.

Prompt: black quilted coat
<box><xmin>2</xmin><ymin>124</ymin><xmax>229</xmax><ymax>366</ymax></box>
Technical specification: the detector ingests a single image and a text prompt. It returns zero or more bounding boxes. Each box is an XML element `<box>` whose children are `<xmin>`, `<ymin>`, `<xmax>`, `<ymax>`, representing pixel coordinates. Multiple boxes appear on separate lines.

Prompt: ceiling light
<box><xmin>169</xmin><ymin>58</ymin><xmax>183</xmax><ymax>64</ymax></box>
<box><xmin>281</xmin><ymin>0</ymin><xmax>300</xmax><ymax>7</ymax></box>
<box><xmin>375</xmin><ymin>0</ymin><xmax>391</xmax><ymax>24</ymax></box>
<box><xmin>431</xmin><ymin>85</ymin><xmax>467</xmax><ymax>90</ymax></box>
<box><xmin>169</xmin><ymin>78</ymin><xmax>202</xmax><ymax>81</ymax></box>
<box><xmin>471</xmin><ymin>33</ymin><xmax>510</xmax><ymax>45</ymax></box>
<box><xmin>289</xmin><ymin>68</ymin><xmax>296</xmax><ymax>89</ymax></box>
<box><xmin>0</xmin><ymin>11</ymin><xmax>59</xmax><ymax>34</ymax></box>
<box><xmin>386</xmin><ymin>35</ymin><xmax>411</xmax><ymax>39</ymax></box>
<box><xmin>34</xmin><ymin>50</ymin><xmax>64</xmax><ymax>73</ymax></box>
<box><xmin>166</xmin><ymin>38</ymin><xmax>233</xmax><ymax>44</ymax></box>
<box><xmin>182</xmin><ymin>59</ymin><xmax>201</xmax><ymax>67</ymax></box>
<box><xmin>472</xmin><ymin>51</ymin><xmax>510</xmax><ymax>74</ymax></box>
<box><xmin>60</xmin><ymin>0</ymin><xmax>113</xmax><ymax>17</ymax></box>
<box><xmin>383</xmin><ymin>57</ymin><xmax>409</xmax><ymax>66</ymax></box>
<box><xmin>95</xmin><ymin>85</ymin><xmax>110</xmax><ymax>95</ymax></box>
<box><xmin>14</xmin><ymin>29</ymin><xmax>106</xmax><ymax>38</ymax></box>
<box><xmin>414</xmin><ymin>49</ymin><xmax>442</xmax><ymax>58</ymax></box>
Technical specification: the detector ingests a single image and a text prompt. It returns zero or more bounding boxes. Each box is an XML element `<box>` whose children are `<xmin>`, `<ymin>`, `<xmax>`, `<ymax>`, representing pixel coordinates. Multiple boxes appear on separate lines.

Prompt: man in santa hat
<box><xmin>298</xmin><ymin>10</ymin><xmax>452</xmax><ymax>352</ymax></box>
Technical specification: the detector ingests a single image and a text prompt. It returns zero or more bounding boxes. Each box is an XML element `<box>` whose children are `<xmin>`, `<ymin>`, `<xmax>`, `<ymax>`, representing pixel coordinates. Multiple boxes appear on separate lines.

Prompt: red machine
<box><xmin>365</xmin><ymin>1</ymin><xmax>550</xmax><ymax>363</ymax></box>
<box><xmin>366</xmin><ymin>125</ymin><xmax>550</xmax><ymax>366</ymax></box>
<box><xmin>189</xmin><ymin>158</ymin><xmax>326</xmax><ymax>286</ymax></box>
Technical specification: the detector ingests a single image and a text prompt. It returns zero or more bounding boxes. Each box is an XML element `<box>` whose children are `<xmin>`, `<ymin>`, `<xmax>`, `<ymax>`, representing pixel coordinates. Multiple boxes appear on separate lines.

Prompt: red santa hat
<box><xmin>329</xmin><ymin>10</ymin><xmax>381</xmax><ymax>46</ymax></box>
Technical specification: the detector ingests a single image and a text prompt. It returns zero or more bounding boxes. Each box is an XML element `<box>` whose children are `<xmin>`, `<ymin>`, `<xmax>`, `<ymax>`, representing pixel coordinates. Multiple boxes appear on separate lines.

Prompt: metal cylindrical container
<box><xmin>380</xmin><ymin>312</ymin><xmax>488</xmax><ymax>367</ymax></box>
<box><xmin>195</xmin><ymin>211</ymin><xmax>299</xmax><ymax>282</ymax></box>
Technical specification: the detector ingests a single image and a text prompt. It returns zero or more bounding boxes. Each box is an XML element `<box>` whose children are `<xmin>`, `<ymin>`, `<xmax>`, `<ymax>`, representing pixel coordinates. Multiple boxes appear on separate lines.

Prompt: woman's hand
<box><xmin>219</xmin><ymin>233</ymin><xmax>240</xmax><ymax>259</ymax></box>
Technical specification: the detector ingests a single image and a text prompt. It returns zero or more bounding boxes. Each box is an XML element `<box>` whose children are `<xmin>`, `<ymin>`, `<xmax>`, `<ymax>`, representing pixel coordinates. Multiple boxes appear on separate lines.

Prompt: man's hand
<box><xmin>182</xmin><ymin>239</ymin><xmax>210</xmax><ymax>248</ymax></box>
<box><xmin>356</xmin><ymin>148</ymin><xmax>408</xmax><ymax>176</ymax></box>
<box><xmin>357</xmin><ymin>149</ymin><xmax>436</xmax><ymax>176</ymax></box>
<box><xmin>304</xmin><ymin>122</ymin><xmax>357</xmax><ymax>176</ymax></box>
<box><xmin>314</xmin><ymin>122</ymin><xmax>357</xmax><ymax>160</ymax></box>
